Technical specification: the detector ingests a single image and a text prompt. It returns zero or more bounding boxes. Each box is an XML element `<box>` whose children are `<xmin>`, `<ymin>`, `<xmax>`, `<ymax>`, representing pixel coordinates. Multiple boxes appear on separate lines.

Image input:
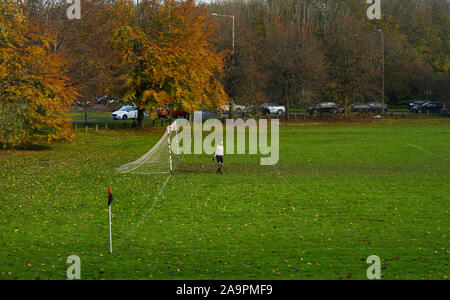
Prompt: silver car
<box><xmin>261</xmin><ymin>103</ymin><xmax>286</xmax><ymax>115</ymax></box>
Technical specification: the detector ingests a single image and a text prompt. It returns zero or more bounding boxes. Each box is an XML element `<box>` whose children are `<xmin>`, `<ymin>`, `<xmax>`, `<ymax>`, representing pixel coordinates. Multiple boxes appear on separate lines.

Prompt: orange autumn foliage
<box><xmin>0</xmin><ymin>1</ymin><xmax>77</xmax><ymax>148</ymax></box>
<box><xmin>110</xmin><ymin>0</ymin><xmax>228</xmax><ymax>127</ymax></box>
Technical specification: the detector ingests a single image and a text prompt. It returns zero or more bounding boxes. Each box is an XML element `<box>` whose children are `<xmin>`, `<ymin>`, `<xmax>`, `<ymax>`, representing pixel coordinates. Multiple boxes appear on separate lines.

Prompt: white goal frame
<box><xmin>116</xmin><ymin>121</ymin><xmax>180</xmax><ymax>175</ymax></box>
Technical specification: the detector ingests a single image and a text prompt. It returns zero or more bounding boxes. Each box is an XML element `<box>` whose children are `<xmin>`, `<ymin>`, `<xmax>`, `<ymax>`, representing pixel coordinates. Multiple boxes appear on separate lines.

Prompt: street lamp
<box><xmin>378</xmin><ymin>29</ymin><xmax>385</xmax><ymax>114</ymax></box>
<box><xmin>212</xmin><ymin>13</ymin><xmax>235</xmax><ymax>118</ymax></box>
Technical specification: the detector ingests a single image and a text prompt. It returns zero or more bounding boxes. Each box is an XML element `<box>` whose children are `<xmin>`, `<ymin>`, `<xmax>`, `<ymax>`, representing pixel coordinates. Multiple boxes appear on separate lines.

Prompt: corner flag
<box><xmin>108</xmin><ymin>187</ymin><xmax>113</xmax><ymax>253</ymax></box>
<box><xmin>108</xmin><ymin>187</ymin><xmax>113</xmax><ymax>207</ymax></box>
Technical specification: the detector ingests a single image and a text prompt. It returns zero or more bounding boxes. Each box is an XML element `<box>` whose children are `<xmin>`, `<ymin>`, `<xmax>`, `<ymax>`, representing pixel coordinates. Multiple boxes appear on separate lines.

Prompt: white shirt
<box><xmin>215</xmin><ymin>145</ymin><xmax>224</xmax><ymax>156</ymax></box>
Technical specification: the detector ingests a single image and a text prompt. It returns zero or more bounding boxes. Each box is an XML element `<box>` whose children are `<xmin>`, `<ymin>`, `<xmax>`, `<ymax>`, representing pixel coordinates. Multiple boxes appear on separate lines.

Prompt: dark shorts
<box><xmin>216</xmin><ymin>156</ymin><xmax>223</xmax><ymax>163</ymax></box>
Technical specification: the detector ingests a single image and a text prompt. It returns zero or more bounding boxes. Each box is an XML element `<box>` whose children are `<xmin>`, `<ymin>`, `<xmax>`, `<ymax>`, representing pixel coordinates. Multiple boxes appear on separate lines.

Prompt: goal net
<box><xmin>115</xmin><ymin>121</ymin><xmax>180</xmax><ymax>175</ymax></box>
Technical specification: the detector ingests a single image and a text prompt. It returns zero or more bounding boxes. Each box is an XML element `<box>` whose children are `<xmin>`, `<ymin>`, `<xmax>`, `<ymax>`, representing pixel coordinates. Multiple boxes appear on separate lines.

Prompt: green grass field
<box><xmin>0</xmin><ymin>119</ymin><xmax>448</xmax><ymax>280</ymax></box>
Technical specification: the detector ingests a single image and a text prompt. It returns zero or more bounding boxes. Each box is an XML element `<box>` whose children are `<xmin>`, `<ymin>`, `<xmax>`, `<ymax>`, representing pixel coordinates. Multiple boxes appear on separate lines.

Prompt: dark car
<box><xmin>245</xmin><ymin>105</ymin><xmax>270</xmax><ymax>116</ymax></box>
<box><xmin>308</xmin><ymin>102</ymin><xmax>341</xmax><ymax>115</ymax></box>
<box><xmin>409</xmin><ymin>99</ymin><xmax>430</xmax><ymax>111</ymax></box>
<box><xmin>411</xmin><ymin>102</ymin><xmax>446</xmax><ymax>114</ymax></box>
<box><xmin>349</xmin><ymin>103</ymin><xmax>371</xmax><ymax>113</ymax></box>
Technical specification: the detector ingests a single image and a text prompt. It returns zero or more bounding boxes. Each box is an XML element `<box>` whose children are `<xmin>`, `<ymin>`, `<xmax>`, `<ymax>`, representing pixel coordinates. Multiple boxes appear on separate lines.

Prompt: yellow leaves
<box><xmin>123</xmin><ymin>90</ymin><xmax>136</xmax><ymax>102</ymax></box>
<box><xmin>149</xmin><ymin>111</ymin><xmax>159</xmax><ymax>121</ymax></box>
<box><xmin>142</xmin><ymin>90</ymin><xmax>157</xmax><ymax>102</ymax></box>
<box><xmin>110</xmin><ymin>0</ymin><xmax>227</xmax><ymax>115</ymax></box>
<box><xmin>0</xmin><ymin>1</ymin><xmax>76</xmax><ymax>148</ymax></box>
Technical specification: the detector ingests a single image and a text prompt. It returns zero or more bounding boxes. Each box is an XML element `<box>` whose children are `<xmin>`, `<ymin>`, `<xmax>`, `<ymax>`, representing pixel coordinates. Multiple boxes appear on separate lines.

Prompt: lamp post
<box><xmin>212</xmin><ymin>13</ymin><xmax>235</xmax><ymax>118</ymax></box>
<box><xmin>378</xmin><ymin>29</ymin><xmax>385</xmax><ymax>114</ymax></box>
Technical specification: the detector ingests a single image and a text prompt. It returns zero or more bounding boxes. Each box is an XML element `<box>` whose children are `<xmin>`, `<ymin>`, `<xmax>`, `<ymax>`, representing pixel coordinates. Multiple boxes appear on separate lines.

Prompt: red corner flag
<box><xmin>108</xmin><ymin>187</ymin><xmax>114</xmax><ymax>207</ymax></box>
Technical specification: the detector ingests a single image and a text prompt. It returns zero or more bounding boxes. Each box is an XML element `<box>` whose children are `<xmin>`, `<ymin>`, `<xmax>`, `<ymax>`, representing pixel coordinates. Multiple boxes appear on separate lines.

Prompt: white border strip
<box><xmin>407</xmin><ymin>143</ymin><xmax>449</xmax><ymax>161</ymax></box>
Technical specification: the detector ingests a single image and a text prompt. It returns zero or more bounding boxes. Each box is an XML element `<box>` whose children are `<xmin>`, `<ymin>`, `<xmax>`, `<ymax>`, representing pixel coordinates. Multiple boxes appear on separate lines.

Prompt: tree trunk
<box><xmin>345</xmin><ymin>96</ymin><xmax>348</xmax><ymax>119</ymax></box>
<box><xmin>285</xmin><ymin>79</ymin><xmax>289</xmax><ymax>120</ymax></box>
<box><xmin>285</xmin><ymin>97</ymin><xmax>289</xmax><ymax>120</ymax></box>
<box><xmin>137</xmin><ymin>109</ymin><xmax>145</xmax><ymax>129</ymax></box>
<box><xmin>229</xmin><ymin>100</ymin><xmax>233</xmax><ymax>119</ymax></box>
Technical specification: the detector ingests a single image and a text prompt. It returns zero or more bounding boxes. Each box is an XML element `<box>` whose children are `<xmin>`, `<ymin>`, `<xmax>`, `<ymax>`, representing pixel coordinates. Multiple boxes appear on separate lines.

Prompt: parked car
<box><xmin>95</xmin><ymin>95</ymin><xmax>108</xmax><ymax>105</ymax></box>
<box><xmin>411</xmin><ymin>102</ymin><xmax>446</xmax><ymax>114</ymax></box>
<box><xmin>349</xmin><ymin>103</ymin><xmax>371</xmax><ymax>113</ymax></box>
<box><xmin>193</xmin><ymin>110</ymin><xmax>224</xmax><ymax>118</ymax></box>
<box><xmin>157</xmin><ymin>106</ymin><xmax>188</xmax><ymax>119</ymax></box>
<box><xmin>367</xmin><ymin>102</ymin><xmax>389</xmax><ymax>113</ymax></box>
<box><xmin>171</xmin><ymin>108</ymin><xmax>188</xmax><ymax>118</ymax></box>
<box><xmin>222</xmin><ymin>103</ymin><xmax>247</xmax><ymax>113</ymax></box>
<box><xmin>261</xmin><ymin>103</ymin><xmax>286</xmax><ymax>115</ymax></box>
<box><xmin>245</xmin><ymin>105</ymin><xmax>270</xmax><ymax>116</ymax></box>
<box><xmin>112</xmin><ymin>106</ymin><xmax>138</xmax><ymax>120</ymax></box>
<box><xmin>307</xmin><ymin>102</ymin><xmax>341</xmax><ymax>115</ymax></box>
<box><xmin>409</xmin><ymin>99</ymin><xmax>430</xmax><ymax>111</ymax></box>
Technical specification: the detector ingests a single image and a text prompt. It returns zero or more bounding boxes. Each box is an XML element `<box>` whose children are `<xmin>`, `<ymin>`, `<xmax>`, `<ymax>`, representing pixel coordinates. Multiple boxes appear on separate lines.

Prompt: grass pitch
<box><xmin>0</xmin><ymin>119</ymin><xmax>448</xmax><ymax>280</ymax></box>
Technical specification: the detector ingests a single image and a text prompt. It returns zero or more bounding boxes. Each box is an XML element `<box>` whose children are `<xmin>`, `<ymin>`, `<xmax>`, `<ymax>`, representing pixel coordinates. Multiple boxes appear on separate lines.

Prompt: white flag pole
<box><xmin>168</xmin><ymin>127</ymin><xmax>173</xmax><ymax>174</ymax></box>
<box><xmin>109</xmin><ymin>205</ymin><xmax>112</xmax><ymax>254</ymax></box>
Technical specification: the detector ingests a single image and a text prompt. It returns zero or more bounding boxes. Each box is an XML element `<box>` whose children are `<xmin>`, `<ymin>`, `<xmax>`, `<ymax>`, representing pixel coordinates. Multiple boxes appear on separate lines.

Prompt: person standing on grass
<box><xmin>213</xmin><ymin>140</ymin><xmax>224</xmax><ymax>174</ymax></box>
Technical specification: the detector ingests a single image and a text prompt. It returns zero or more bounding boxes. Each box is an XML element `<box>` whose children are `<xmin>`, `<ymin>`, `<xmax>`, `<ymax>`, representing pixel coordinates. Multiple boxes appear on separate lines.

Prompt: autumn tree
<box><xmin>208</xmin><ymin>0</ymin><xmax>449</xmax><ymax>107</ymax></box>
<box><xmin>8</xmin><ymin>0</ymin><xmax>448</xmax><ymax>118</ymax></box>
<box><xmin>0</xmin><ymin>0</ymin><xmax>77</xmax><ymax>148</ymax></box>
<box><xmin>324</xmin><ymin>16</ymin><xmax>380</xmax><ymax>108</ymax></box>
<box><xmin>56</xmin><ymin>0</ymin><xmax>123</xmax><ymax>105</ymax></box>
<box><xmin>263</xmin><ymin>22</ymin><xmax>327</xmax><ymax>118</ymax></box>
<box><xmin>110</xmin><ymin>0</ymin><xmax>228</xmax><ymax>128</ymax></box>
<box><xmin>397</xmin><ymin>0</ymin><xmax>449</xmax><ymax>75</ymax></box>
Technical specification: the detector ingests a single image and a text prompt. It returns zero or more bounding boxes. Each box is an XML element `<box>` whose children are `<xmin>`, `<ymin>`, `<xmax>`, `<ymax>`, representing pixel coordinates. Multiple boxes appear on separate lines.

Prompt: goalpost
<box><xmin>115</xmin><ymin>121</ymin><xmax>180</xmax><ymax>175</ymax></box>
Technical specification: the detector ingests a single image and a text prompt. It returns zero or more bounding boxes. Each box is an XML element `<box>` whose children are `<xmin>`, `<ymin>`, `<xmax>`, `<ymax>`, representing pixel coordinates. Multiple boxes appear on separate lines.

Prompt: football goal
<box><xmin>115</xmin><ymin>121</ymin><xmax>180</xmax><ymax>175</ymax></box>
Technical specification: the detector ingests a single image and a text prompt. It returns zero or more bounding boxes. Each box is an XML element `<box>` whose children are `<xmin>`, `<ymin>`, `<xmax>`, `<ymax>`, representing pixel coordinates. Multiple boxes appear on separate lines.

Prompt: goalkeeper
<box><xmin>213</xmin><ymin>140</ymin><xmax>224</xmax><ymax>174</ymax></box>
